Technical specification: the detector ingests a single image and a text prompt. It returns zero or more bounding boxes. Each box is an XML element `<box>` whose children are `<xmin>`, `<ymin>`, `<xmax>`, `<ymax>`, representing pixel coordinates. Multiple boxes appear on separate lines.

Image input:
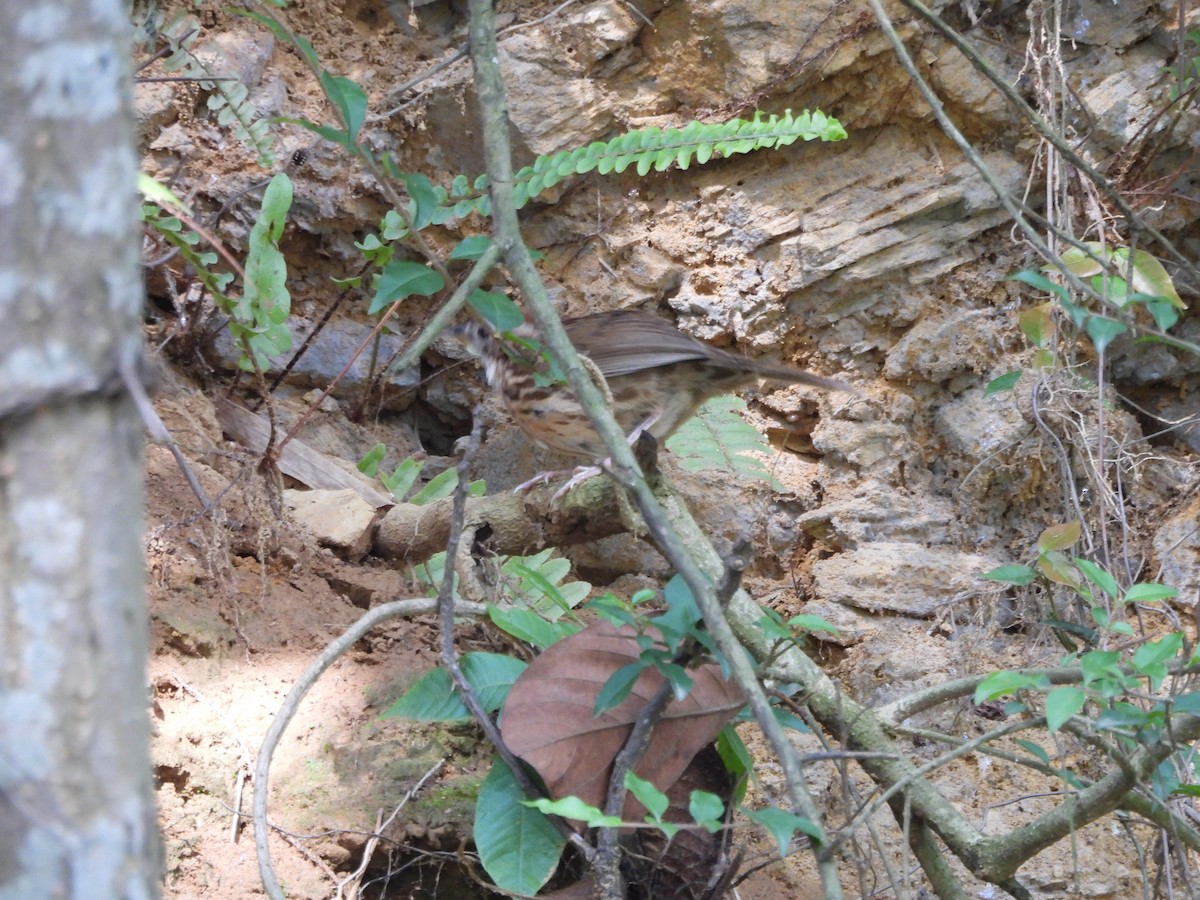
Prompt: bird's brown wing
<box><xmin>563</xmin><ymin>310</ymin><xmax>714</xmax><ymax>377</ymax></box>
<box><xmin>564</xmin><ymin>310</ymin><xmax>852</xmax><ymax>392</ymax></box>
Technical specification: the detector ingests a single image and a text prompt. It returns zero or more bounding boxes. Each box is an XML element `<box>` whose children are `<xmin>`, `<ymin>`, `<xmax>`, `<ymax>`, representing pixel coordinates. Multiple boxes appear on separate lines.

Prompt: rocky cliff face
<box><xmin>138</xmin><ymin>0</ymin><xmax>1200</xmax><ymax>895</ymax></box>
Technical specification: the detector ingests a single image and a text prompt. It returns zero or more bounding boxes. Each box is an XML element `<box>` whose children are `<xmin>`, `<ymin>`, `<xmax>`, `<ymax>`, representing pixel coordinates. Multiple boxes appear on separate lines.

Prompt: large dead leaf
<box><xmin>501</xmin><ymin>621</ymin><xmax>743</xmax><ymax>821</ymax></box>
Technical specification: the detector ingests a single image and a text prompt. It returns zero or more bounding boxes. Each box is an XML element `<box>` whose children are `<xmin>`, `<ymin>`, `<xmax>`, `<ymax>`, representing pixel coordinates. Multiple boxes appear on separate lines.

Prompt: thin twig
<box><xmin>231</xmin><ymin>769</ymin><xmax>246</xmax><ymax>843</ymax></box>
<box><xmin>120</xmin><ymin>354</ymin><xmax>211</xmax><ymax>509</ymax></box>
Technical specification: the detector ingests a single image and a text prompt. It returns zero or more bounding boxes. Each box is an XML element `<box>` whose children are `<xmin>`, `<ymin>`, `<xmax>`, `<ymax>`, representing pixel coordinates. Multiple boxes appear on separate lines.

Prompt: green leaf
<box><xmin>381</xmin><ymin>456</ymin><xmax>423</xmax><ymax>499</ymax></box>
<box><xmin>585</xmin><ymin>595</ymin><xmax>639</xmax><ymax>630</ymax></box>
<box><xmin>449</xmin><ymin>235</ymin><xmax>493</xmax><ymax>260</ymax></box>
<box><xmin>1133</xmin><ymin>632</ymin><xmax>1184</xmax><ymax>674</ymax></box>
<box><xmin>234</xmin><ymin>8</ymin><xmax>320</xmax><ymax>68</ymax></box>
<box><xmin>461</xmin><ymin>652</ymin><xmax>527</xmax><ymax>710</ymax></box>
<box><xmin>716</xmin><ymin>724</ymin><xmax>752</xmax><ymax>805</ymax></box>
<box><xmin>475</xmin><ymin>760</ymin><xmax>565</xmax><ymax>896</ymax></box>
<box><xmin>380</xmin><ymin>209</ymin><xmax>407</xmax><ymax>241</ymax></box>
<box><xmin>1124</xmin><ymin>583</ymin><xmax>1177</xmax><ymax>604</ymax></box>
<box><xmin>238</xmin><ymin>172</ymin><xmax>293</xmax><ymax>369</ymax></box>
<box><xmin>1079</xmin><ymin>650</ymin><xmax>1124</xmax><ymax>695</ymax></box>
<box><xmin>409</xmin><ymin>467</ymin><xmax>459</xmax><ymax>505</ymax></box>
<box><xmin>652</xmin><ymin>572</ymin><xmax>703</xmax><ymax>646</ymax></box>
<box><xmin>1044</xmin><ymin>686</ymin><xmax>1085</xmax><ymax>732</ymax></box>
<box><xmin>319</xmin><ymin>72</ymin><xmax>367</xmax><ymax>141</ymax></box>
<box><xmin>595</xmin><ymin>662</ymin><xmax>645</xmax><ymax>715</ymax></box>
<box><xmin>981</xmin><ymin>565</ymin><xmax>1038</xmax><ymax>586</ymax></box>
<box><xmin>1014</xmin><ymin>739</ymin><xmax>1051</xmax><ymax>765</ymax></box>
<box><xmin>370</xmin><ymin>261</ymin><xmax>445</xmax><ymax>315</ymax></box>
<box><xmin>381</xmin><ymin>667</ymin><xmax>465</xmax><ymax>720</ymax></box>
<box><xmin>1018</xmin><ymin>303</ymin><xmax>1054</xmax><ymax>348</ymax></box>
<box><xmin>401</xmin><ymin>172</ymin><xmax>440</xmax><ymax>232</ymax></box>
<box><xmin>1132</xmin><ymin>633</ymin><xmax>1180</xmax><ymax>691</ymax></box>
<box><xmin>1094</xmin><ymin>701</ymin><xmax>1152</xmax><ymax>732</ymax></box>
<box><xmin>1169</xmin><ymin>692</ymin><xmax>1200</xmax><ymax>714</ymax></box>
<box><xmin>522</xmin><ymin>796</ymin><xmax>622</xmax><ymax>827</ymax></box>
<box><xmin>1073</xmin><ymin>558</ymin><xmax>1119</xmax><ymax>599</ymax></box>
<box><xmin>138</xmin><ymin>173</ymin><xmax>192</xmax><ymax>212</ymax></box>
<box><xmin>468</xmin><ymin>290</ymin><xmax>524</xmax><ymax>332</ymax></box>
<box><xmin>624</xmin><ymin>771</ymin><xmax>669</xmax><ymax>821</ymax></box>
<box><xmin>784</xmin><ymin>614</ymin><xmax>839</xmax><ymax>635</ymax></box>
<box><xmin>1120</xmin><ymin>248</ymin><xmax>1186</xmax><ymax>309</ymax></box>
<box><xmin>357</xmin><ymin>443</ymin><xmax>386</xmax><ymax>477</ymax></box>
<box><xmin>1038</xmin><ymin>521</ymin><xmax>1082</xmax><ymax>552</ymax></box>
<box><xmin>974</xmin><ymin>670</ymin><xmax>1047</xmax><ymax>703</ymax></box>
<box><xmin>656</xmin><ymin>661</ymin><xmax>694</xmax><ymax>701</ymax></box>
<box><xmin>277</xmin><ymin>116</ymin><xmax>352</xmax><ymax>149</ymax></box>
<box><xmin>1009</xmin><ymin>269</ymin><xmax>1069</xmax><ymax>304</ymax></box>
<box><xmin>771</xmin><ymin>706</ymin><xmax>810</xmax><ymax>734</ymax></box>
<box><xmin>689</xmin><ymin>791</ymin><xmax>725</xmax><ymax>833</ymax></box>
<box><xmin>758</xmin><ymin>609</ymin><xmax>792</xmax><ymax>642</ymax></box>
<box><xmin>1042</xmin><ymin>616</ymin><xmax>1096</xmax><ymax>646</ymax></box>
<box><xmin>1033</xmin><ymin>348</ymin><xmax>1055</xmax><ymax>368</ymax></box>
<box><xmin>1037</xmin><ymin>550</ymin><xmax>1082</xmax><ymax>590</ymax></box>
<box><xmin>1145</xmin><ymin>299</ymin><xmax>1181</xmax><ymax>331</ymax></box>
<box><xmin>487</xmin><ymin>605</ymin><xmax>580</xmax><ymax>650</ymax></box>
<box><xmin>1055</xmin><ymin>243</ymin><xmax>1107</xmax><ymax>280</ymax></box>
<box><xmin>503</xmin><ymin>556</ymin><xmax>590</xmax><ymax>618</ymax></box>
<box><xmin>665</xmin><ymin>395</ymin><xmax>780</xmax><ymax>485</ymax></box>
<box><xmin>744</xmin><ymin>806</ymin><xmax>824</xmax><ymax>855</ymax></box>
<box><xmin>984</xmin><ymin>371</ymin><xmax>1021</xmax><ymax>395</ymax></box>
<box><xmin>381</xmin><ymin>652</ymin><xmax>526</xmax><ymax>720</ymax></box>
<box><xmin>1085</xmin><ymin>317</ymin><xmax>1127</xmax><ymax>354</ymax></box>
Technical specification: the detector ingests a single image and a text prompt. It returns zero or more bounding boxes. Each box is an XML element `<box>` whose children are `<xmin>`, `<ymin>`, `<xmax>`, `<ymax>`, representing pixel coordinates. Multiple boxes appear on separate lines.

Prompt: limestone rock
<box><xmin>285</xmin><ymin>489</ymin><xmax>378</xmax><ymax>559</ymax></box>
<box><xmin>1154</xmin><ymin>494</ymin><xmax>1200</xmax><ymax>610</ymax></box>
<box><xmin>812</xmin><ymin>542</ymin><xmax>1002</xmax><ymax>617</ymax></box>
<box><xmin>884</xmin><ymin>309</ymin><xmax>1004</xmax><ymax>382</ymax></box>
<box><xmin>209</xmin><ymin>316</ymin><xmax>420</xmax><ymax>407</ymax></box>
<box><xmin>935</xmin><ymin>388</ymin><xmax>1030</xmax><ymax>458</ymax></box>
<box><xmin>797</xmin><ymin>490</ymin><xmax>956</xmax><ymax>546</ymax></box>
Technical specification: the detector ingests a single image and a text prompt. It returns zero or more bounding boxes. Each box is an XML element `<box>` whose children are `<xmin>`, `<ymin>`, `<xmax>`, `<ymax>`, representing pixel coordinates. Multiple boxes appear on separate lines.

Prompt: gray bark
<box><xmin>0</xmin><ymin>1</ymin><xmax>160</xmax><ymax>896</ymax></box>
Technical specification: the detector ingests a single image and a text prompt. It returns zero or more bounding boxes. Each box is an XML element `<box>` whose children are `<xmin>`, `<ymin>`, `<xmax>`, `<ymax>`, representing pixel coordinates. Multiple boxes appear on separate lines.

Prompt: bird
<box><xmin>453</xmin><ymin>310</ymin><xmax>850</xmax><ymax>486</ymax></box>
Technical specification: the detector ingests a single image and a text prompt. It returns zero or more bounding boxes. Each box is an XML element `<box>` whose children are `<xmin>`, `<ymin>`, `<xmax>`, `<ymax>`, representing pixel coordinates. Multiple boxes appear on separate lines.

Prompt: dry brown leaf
<box><xmin>501</xmin><ymin>620</ymin><xmax>743</xmax><ymax>821</ymax></box>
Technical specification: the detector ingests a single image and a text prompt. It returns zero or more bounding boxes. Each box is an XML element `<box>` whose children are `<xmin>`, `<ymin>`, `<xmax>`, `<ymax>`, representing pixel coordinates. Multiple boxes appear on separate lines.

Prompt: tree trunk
<box><xmin>0</xmin><ymin>1</ymin><xmax>161</xmax><ymax>895</ymax></box>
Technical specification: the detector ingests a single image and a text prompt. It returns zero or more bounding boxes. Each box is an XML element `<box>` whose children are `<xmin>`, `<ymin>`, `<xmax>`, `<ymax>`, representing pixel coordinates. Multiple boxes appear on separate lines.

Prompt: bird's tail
<box><xmin>743</xmin><ymin>359</ymin><xmax>855</xmax><ymax>394</ymax></box>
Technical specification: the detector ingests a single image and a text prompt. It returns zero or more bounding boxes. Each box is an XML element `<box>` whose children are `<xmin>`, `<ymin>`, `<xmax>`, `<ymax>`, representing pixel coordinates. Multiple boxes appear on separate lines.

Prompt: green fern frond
<box><xmin>207</xmin><ymin>81</ymin><xmax>276</xmax><ymax>168</ymax></box>
<box><xmin>666</xmin><ymin>396</ymin><xmax>783</xmax><ymax>488</ymax></box>
<box><xmin>140</xmin><ymin>204</ymin><xmax>235</xmax><ymax>303</ymax></box>
<box><xmin>158</xmin><ymin>12</ymin><xmax>276</xmax><ymax>167</ymax></box>
<box><xmin>416</xmin><ymin>108</ymin><xmax>847</xmax><ymax>222</ymax></box>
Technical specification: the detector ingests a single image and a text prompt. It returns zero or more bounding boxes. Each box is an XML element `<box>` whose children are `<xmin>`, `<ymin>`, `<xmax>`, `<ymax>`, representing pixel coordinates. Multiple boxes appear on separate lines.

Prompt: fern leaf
<box><xmin>419</xmin><ymin>108</ymin><xmax>846</xmax><ymax>226</ymax></box>
<box><xmin>157</xmin><ymin>11</ymin><xmax>276</xmax><ymax>167</ymax></box>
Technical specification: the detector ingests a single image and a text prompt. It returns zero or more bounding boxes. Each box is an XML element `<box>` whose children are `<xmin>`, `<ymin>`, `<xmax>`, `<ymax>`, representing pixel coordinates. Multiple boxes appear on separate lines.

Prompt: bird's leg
<box><xmin>549</xmin><ymin>412</ymin><xmax>664</xmax><ymax>501</ymax></box>
<box><xmin>512</xmin><ymin>467</ymin><xmax>574</xmax><ymax>493</ymax></box>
